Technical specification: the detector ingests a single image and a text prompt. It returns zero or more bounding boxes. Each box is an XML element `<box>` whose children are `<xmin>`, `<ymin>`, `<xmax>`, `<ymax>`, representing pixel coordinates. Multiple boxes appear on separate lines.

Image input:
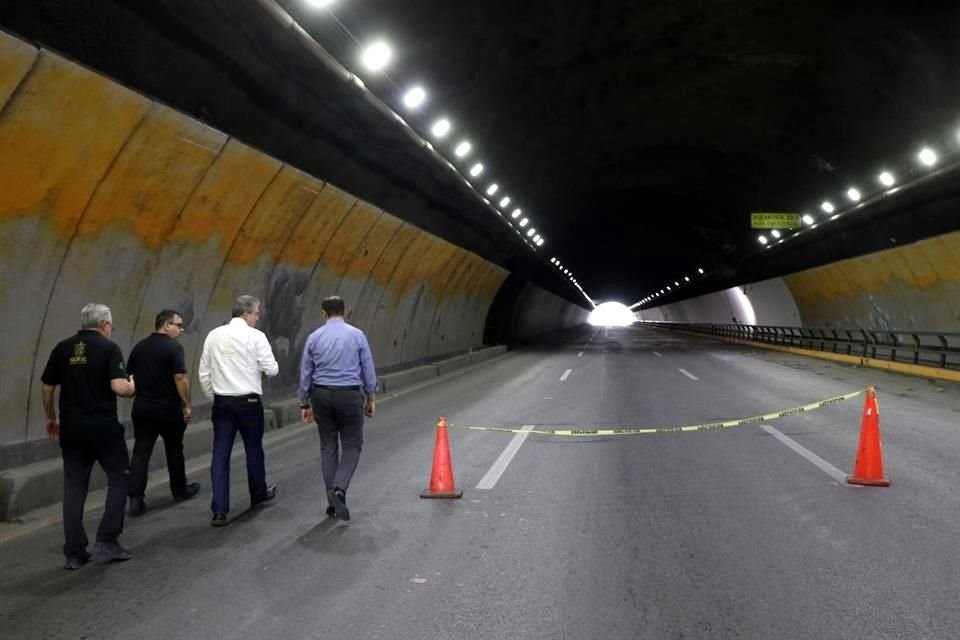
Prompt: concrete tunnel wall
<box><xmin>640</xmin><ymin>229</ymin><xmax>960</xmax><ymax>332</ymax></box>
<box><xmin>0</xmin><ymin>31</ymin><xmax>584</xmax><ymax>448</ymax></box>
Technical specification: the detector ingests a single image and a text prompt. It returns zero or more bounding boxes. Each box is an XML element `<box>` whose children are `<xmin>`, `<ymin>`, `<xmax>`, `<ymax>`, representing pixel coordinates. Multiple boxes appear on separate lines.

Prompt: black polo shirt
<box><xmin>127</xmin><ymin>333</ymin><xmax>187</xmax><ymax>421</ymax></box>
<box><xmin>41</xmin><ymin>330</ymin><xmax>126</xmax><ymax>429</ymax></box>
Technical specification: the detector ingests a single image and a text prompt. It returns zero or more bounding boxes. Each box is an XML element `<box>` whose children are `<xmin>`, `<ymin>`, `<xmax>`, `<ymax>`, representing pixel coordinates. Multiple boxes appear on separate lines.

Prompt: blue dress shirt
<box><xmin>298</xmin><ymin>317</ymin><xmax>377</xmax><ymax>400</ymax></box>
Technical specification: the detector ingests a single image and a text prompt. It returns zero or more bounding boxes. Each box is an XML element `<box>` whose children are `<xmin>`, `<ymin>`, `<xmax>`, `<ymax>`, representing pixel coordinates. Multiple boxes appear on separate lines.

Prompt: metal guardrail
<box><xmin>645</xmin><ymin>321</ymin><xmax>960</xmax><ymax>371</ymax></box>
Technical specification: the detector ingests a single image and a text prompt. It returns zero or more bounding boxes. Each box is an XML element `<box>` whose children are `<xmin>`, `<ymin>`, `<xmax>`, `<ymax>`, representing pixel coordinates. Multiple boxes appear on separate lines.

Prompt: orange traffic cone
<box><xmin>847</xmin><ymin>385</ymin><xmax>890</xmax><ymax>486</ymax></box>
<box><xmin>420</xmin><ymin>417</ymin><xmax>463</xmax><ymax>499</ymax></box>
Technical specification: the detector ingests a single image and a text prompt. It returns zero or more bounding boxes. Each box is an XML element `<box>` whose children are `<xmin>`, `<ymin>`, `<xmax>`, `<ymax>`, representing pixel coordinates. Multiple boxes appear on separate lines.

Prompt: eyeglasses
<box><xmin>169</xmin><ymin>322</ymin><xmax>184</xmax><ymax>328</ymax></box>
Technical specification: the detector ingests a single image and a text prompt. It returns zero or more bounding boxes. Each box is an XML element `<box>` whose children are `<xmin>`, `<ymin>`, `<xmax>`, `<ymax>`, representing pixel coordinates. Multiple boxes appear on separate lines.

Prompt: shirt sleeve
<box><xmin>298</xmin><ymin>335</ymin><xmax>314</xmax><ymax>402</ymax></box>
<box><xmin>40</xmin><ymin>344</ymin><xmax>62</xmax><ymax>386</ymax></box>
<box><xmin>198</xmin><ymin>335</ymin><xmax>214</xmax><ymax>400</ymax></box>
<box><xmin>358</xmin><ymin>332</ymin><xmax>377</xmax><ymax>395</ymax></box>
<box><xmin>256</xmin><ymin>331</ymin><xmax>279</xmax><ymax>378</ymax></box>
<box><xmin>171</xmin><ymin>341</ymin><xmax>187</xmax><ymax>375</ymax></box>
<box><xmin>108</xmin><ymin>343</ymin><xmax>127</xmax><ymax>381</ymax></box>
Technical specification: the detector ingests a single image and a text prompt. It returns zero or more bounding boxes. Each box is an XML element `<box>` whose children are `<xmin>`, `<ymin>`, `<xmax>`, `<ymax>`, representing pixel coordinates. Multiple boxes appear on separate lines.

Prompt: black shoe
<box><xmin>252</xmin><ymin>484</ymin><xmax>277</xmax><ymax>507</ymax></box>
<box><xmin>92</xmin><ymin>541</ymin><xmax>132</xmax><ymax>563</ymax></box>
<box><xmin>64</xmin><ymin>551</ymin><xmax>91</xmax><ymax>571</ymax></box>
<box><xmin>327</xmin><ymin>487</ymin><xmax>350</xmax><ymax>521</ymax></box>
<box><xmin>173</xmin><ymin>482</ymin><xmax>201</xmax><ymax>502</ymax></box>
<box><xmin>211</xmin><ymin>512</ymin><xmax>228</xmax><ymax>527</ymax></box>
<box><xmin>127</xmin><ymin>496</ymin><xmax>146</xmax><ymax>517</ymax></box>
<box><xmin>325</xmin><ymin>505</ymin><xmax>336</xmax><ymax>518</ymax></box>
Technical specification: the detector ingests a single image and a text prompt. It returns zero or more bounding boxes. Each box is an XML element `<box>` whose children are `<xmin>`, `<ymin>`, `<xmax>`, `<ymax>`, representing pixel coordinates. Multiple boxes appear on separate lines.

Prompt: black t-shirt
<box><xmin>127</xmin><ymin>333</ymin><xmax>187</xmax><ymax>421</ymax></box>
<box><xmin>41</xmin><ymin>330</ymin><xmax>126</xmax><ymax>429</ymax></box>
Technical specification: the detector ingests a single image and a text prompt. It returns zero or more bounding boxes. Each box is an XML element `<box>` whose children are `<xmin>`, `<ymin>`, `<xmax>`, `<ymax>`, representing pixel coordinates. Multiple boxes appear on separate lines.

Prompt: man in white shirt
<box><xmin>198</xmin><ymin>295</ymin><xmax>279</xmax><ymax>527</ymax></box>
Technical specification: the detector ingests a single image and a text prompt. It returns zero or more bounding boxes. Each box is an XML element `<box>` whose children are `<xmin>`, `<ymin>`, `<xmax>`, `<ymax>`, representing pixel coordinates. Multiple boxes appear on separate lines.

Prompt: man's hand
<box><xmin>46</xmin><ymin>418</ymin><xmax>60</xmax><ymax>440</ymax></box>
<box><xmin>364</xmin><ymin>397</ymin><xmax>375</xmax><ymax>418</ymax></box>
<box><xmin>183</xmin><ymin>406</ymin><xmax>192</xmax><ymax>424</ymax></box>
<box><xmin>301</xmin><ymin>407</ymin><xmax>314</xmax><ymax>424</ymax></box>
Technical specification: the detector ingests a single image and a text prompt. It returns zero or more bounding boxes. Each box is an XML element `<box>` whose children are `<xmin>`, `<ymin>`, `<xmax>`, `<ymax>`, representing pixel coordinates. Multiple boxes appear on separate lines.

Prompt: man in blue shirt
<box><xmin>298</xmin><ymin>296</ymin><xmax>377</xmax><ymax>521</ymax></box>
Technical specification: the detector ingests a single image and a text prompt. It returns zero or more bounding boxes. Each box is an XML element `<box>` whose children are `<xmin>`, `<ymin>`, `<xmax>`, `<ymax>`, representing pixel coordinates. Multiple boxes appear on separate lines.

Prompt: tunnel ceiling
<box><xmin>3</xmin><ymin>1</ymin><xmax>960</xmax><ymax>305</ymax></box>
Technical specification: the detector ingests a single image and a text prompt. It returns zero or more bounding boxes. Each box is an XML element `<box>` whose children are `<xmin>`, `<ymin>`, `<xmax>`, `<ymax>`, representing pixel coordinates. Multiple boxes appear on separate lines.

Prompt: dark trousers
<box><xmin>128</xmin><ymin>415</ymin><xmax>187</xmax><ymax>499</ymax></box>
<box><xmin>210</xmin><ymin>395</ymin><xmax>268</xmax><ymax>514</ymax></box>
<box><xmin>60</xmin><ymin>426</ymin><xmax>129</xmax><ymax>558</ymax></box>
<box><xmin>310</xmin><ymin>388</ymin><xmax>365</xmax><ymax>495</ymax></box>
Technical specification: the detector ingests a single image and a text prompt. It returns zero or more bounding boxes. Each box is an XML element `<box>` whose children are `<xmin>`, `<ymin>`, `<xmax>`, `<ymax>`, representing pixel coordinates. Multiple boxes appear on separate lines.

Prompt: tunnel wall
<box><xmin>641</xmin><ymin>229</ymin><xmax>960</xmax><ymax>332</ymax></box>
<box><xmin>509</xmin><ymin>284</ymin><xmax>590</xmax><ymax>340</ymax></box>
<box><xmin>0</xmin><ymin>32</ymin><xmax>515</xmax><ymax>447</ymax></box>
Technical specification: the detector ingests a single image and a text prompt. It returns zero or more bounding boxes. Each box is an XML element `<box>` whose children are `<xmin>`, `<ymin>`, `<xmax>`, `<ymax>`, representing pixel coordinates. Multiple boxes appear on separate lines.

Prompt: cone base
<box><xmin>420</xmin><ymin>488</ymin><xmax>463</xmax><ymax>499</ymax></box>
<box><xmin>846</xmin><ymin>475</ymin><xmax>890</xmax><ymax>487</ymax></box>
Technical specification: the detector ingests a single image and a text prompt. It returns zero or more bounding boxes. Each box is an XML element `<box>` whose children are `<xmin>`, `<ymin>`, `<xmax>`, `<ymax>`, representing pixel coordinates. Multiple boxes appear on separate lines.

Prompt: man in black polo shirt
<box><xmin>127</xmin><ymin>309</ymin><xmax>200</xmax><ymax>516</ymax></box>
<box><xmin>40</xmin><ymin>303</ymin><xmax>136</xmax><ymax>570</ymax></box>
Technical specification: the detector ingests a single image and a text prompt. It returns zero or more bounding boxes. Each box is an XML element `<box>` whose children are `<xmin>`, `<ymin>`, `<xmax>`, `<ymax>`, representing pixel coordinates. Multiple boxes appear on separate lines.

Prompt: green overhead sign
<box><xmin>751</xmin><ymin>213</ymin><xmax>802</xmax><ymax>229</ymax></box>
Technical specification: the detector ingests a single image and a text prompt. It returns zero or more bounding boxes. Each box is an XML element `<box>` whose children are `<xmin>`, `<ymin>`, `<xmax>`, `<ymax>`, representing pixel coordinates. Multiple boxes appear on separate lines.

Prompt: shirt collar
<box><xmin>229</xmin><ymin>317</ymin><xmax>249</xmax><ymax>327</ymax></box>
<box><xmin>325</xmin><ymin>316</ymin><xmax>345</xmax><ymax>324</ymax></box>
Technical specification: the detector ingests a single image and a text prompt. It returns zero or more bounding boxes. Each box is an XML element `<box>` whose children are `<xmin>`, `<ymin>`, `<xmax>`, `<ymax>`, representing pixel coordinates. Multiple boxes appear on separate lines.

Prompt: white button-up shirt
<box><xmin>198</xmin><ymin>318</ymin><xmax>279</xmax><ymax>399</ymax></box>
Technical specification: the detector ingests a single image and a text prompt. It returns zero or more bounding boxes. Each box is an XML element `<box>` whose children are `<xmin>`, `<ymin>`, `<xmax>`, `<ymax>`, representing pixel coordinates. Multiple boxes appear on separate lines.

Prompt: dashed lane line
<box><xmin>476</xmin><ymin>425</ymin><xmax>535</xmax><ymax>490</ymax></box>
<box><xmin>559</xmin><ymin>368</ymin><xmax>573</xmax><ymax>381</ymax></box>
<box><xmin>678</xmin><ymin>368</ymin><xmax>699</xmax><ymax>381</ymax></box>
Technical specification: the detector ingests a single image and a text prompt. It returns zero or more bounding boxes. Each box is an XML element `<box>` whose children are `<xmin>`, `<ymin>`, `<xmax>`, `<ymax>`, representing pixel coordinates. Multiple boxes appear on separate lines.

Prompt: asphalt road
<box><xmin>2</xmin><ymin>324</ymin><xmax>960</xmax><ymax>639</ymax></box>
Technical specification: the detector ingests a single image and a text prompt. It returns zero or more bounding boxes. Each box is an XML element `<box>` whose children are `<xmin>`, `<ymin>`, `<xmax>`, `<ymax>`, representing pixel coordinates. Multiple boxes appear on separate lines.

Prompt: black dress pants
<box><xmin>60</xmin><ymin>425</ymin><xmax>129</xmax><ymax>558</ymax></box>
<box><xmin>128</xmin><ymin>415</ymin><xmax>187</xmax><ymax>499</ymax></box>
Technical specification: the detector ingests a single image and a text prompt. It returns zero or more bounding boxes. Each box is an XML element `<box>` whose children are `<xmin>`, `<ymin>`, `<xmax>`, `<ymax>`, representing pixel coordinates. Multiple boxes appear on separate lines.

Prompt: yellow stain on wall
<box><xmin>899</xmin><ymin>243</ymin><xmax>938</xmax><ymax>289</ymax></box>
<box><xmin>322</xmin><ymin>202</ymin><xmax>383</xmax><ymax>275</ymax></box>
<box><xmin>341</xmin><ymin>211</ymin><xmax>403</xmax><ymax>276</ymax></box>
<box><xmin>279</xmin><ymin>183</ymin><xmax>357</xmax><ymax>267</ymax></box>
<box><xmin>0</xmin><ymin>52</ymin><xmax>150</xmax><ymax>232</ymax></box>
<box><xmin>168</xmin><ymin>139</ymin><xmax>281</xmax><ymax>248</ymax></box>
<box><xmin>369</xmin><ymin>224</ymin><xmax>422</xmax><ymax>287</ymax></box>
<box><xmin>919</xmin><ymin>234</ymin><xmax>960</xmax><ymax>283</ymax></box>
<box><xmin>74</xmin><ymin>104</ymin><xmax>225</xmax><ymax>247</ymax></box>
<box><xmin>384</xmin><ymin>231</ymin><xmax>436</xmax><ymax>300</ymax></box>
<box><xmin>0</xmin><ymin>31</ymin><xmax>37</xmax><ymax>109</ymax></box>
<box><xmin>228</xmin><ymin>166</ymin><xmax>323</xmax><ymax>265</ymax></box>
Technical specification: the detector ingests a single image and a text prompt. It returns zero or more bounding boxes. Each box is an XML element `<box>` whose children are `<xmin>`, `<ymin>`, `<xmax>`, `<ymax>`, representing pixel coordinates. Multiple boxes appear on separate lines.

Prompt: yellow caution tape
<box><xmin>447</xmin><ymin>388</ymin><xmax>867</xmax><ymax>436</ymax></box>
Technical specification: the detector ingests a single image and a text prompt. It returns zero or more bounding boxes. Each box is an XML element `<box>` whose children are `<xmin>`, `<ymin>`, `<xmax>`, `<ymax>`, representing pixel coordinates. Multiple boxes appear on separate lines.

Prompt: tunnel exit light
<box><xmin>360</xmin><ymin>41</ymin><xmax>393</xmax><ymax>72</ymax></box>
<box><xmin>588</xmin><ymin>302</ymin><xmax>635</xmax><ymax>327</ymax></box>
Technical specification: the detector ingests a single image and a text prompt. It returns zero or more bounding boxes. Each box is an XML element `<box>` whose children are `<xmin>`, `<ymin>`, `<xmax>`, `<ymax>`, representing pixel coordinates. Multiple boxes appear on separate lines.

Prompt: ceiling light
<box><xmin>402</xmin><ymin>86</ymin><xmax>426</xmax><ymax>109</ymax></box>
<box><xmin>469</xmin><ymin>163</ymin><xmax>484</xmax><ymax>177</ymax></box>
<box><xmin>771</xmin><ymin>229</ymin><xmax>781</xmax><ymax>239</ymax></box>
<box><xmin>698</xmin><ymin>268</ymin><xmax>704</xmax><ymax>274</ymax></box>
<box><xmin>684</xmin><ymin>276</ymin><xmax>690</xmax><ymax>282</ymax></box>
<box><xmin>674</xmin><ymin>281</ymin><xmax>679</xmax><ymax>286</ymax></box>
<box><xmin>758</xmin><ymin>235</ymin><xmax>769</xmax><ymax>245</ymax></box>
<box><xmin>846</xmin><ymin>187</ymin><xmax>861</xmax><ymax>201</ymax></box>
<box><xmin>511</xmin><ymin>208</ymin><xmax>522</xmax><ymax>219</ymax></box>
<box><xmin>431</xmin><ymin>118</ymin><xmax>451</xmax><ymax>138</ymax></box>
<box><xmin>499</xmin><ymin>196</ymin><xmax>511</xmax><ymax>207</ymax></box>
<box><xmin>536</xmin><ymin>238</ymin><xmax>544</xmax><ymax>246</ymax></box>
<box><xmin>878</xmin><ymin>171</ymin><xmax>895</xmax><ymax>187</ymax></box>
<box><xmin>519</xmin><ymin>218</ymin><xmax>529</xmax><ymax>227</ymax></box>
<box><xmin>918</xmin><ymin>147</ymin><xmax>937</xmax><ymax>167</ymax></box>
<box><xmin>802</xmin><ymin>214</ymin><xmax>815</xmax><ymax>225</ymax></box>
<box><xmin>820</xmin><ymin>201</ymin><xmax>835</xmax><ymax>214</ymax></box>
<box><xmin>454</xmin><ymin>140</ymin><xmax>472</xmax><ymax>157</ymax></box>
<box><xmin>307</xmin><ymin>0</ymin><xmax>336</xmax><ymax>7</ymax></box>
<box><xmin>485</xmin><ymin>183</ymin><xmax>499</xmax><ymax>196</ymax></box>
<box><xmin>527</xmin><ymin>228</ymin><xmax>536</xmax><ymax>237</ymax></box>
<box><xmin>360</xmin><ymin>41</ymin><xmax>392</xmax><ymax>72</ymax></box>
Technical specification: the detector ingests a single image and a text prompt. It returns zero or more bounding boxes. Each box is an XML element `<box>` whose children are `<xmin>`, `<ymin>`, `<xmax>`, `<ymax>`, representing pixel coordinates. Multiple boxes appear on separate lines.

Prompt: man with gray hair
<box><xmin>40</xmin><ymin>303</ymin><xmax>136</xmax><ymax>569</ymax></box>
<box><xmin>199</xmin><ymin>295</ymin><xmax>279</xmax><ymax>527</ymax></box>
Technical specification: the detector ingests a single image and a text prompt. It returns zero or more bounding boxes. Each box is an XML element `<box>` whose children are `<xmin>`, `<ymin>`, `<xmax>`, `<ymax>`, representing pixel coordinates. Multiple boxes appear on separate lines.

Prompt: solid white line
<box><xmin>653</xmin><ymin>351</ymin><xmax>663</xmax><ymax>357</ymax></box>
<box><xmin>476</xmin><ymin>425</ymin><xmax>535</xmax><ymax>490</ymax></box>
<box><xmin>559</xmin><ymin>368</ymin><xmax>573</xmax><ymax>381</ymax></box>
<box><xmin>759</xmin><ymin>424</ymin><xmax>851</xmax><ymax>485</ymax></box>
<box><xmin>678</xmin><ymin>368</ymin><xmax>699</xmax><ymax>381</ymax></box>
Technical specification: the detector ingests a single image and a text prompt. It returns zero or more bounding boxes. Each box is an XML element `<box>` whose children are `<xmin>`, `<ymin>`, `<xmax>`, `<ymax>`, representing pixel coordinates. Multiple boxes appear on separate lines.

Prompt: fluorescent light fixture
<box><xmin>454</xmin><ymin>140</ymin><xmax>472</xmax><ymax>157</ymax></box>
<box><xmin>878</xmin><ymin>171</ymin><xmax>895</xmax><ymax>187</ymax></box>
<box><xmin>771</xmin><ymin>229</ymin><xmax>781</xmax><ymax>239</ymax></box>
<box><xmin>511</xmin><ymin>208</ymin><xmax>522</xmax><ymax>219</ymax></box>
<box><xmin>402</xmin><ymin>86</ymin><xmax>426</xmax><ymax>109</ymax></box>
<box><xmin>684</xmin><ymin>276</ymin><xmax>690</xmax><ymax>282</ymax></box>
<box><xmin>308</xmin><ymin>0</ymin><xmax>336</xmax><ymax>7</ymax></box>
<box><xmin>499</xmin><ymin>196</ymin><xmax>511</xmax><ymax>207</ymax></box>
<box><xmin>698</xmin><ymin>268</ymin><xmax>705</xmax><ymax>274</ymax></box>
<box><xmin>519</xmin><ymin>218</ymin><xmax>528</xmax><ymax>227</ymax></box>
<box><xmin>469</xmin><ymin>163</ymin><xmax>484</xmax><ymax>177</ymax></box>
<box><xmin>758</xmin><ymin>235</ymin><xmax>769</xmax><ymax>245</ymax></box>
<box><xmin>918</xmin><ymin>147</ymin><xmax>937</xmax><ymax>167</ymax></box>
<box><xmin>536</xmin><ymin>238</ymin><xmax>544</xmax><ymax>246</ymax></box>
<box><xmin>802</xmin><ymin>214</ymin><xmax>815</xmax><ymax>225</ymax></box>
<box><xmin>361</xmin><ymin>40</ymin><xmax>392</xmax><ymax>72</ymax></box>
<box><xmin>820</xmin><ymin>201</ymin><xmax>835</xmax><ymax>214</ymax></box>
<box><xmin>431</xmin><ymin>118</ymin><xmax>451</xmax><ymax>138</ymax></box>
<box><xmin>846</xmin><ymin>187</ymin><xmax>861</xmax><ymax>201</ymax></box>
<box><xmin>527</xmin><ymin>228</ymin><xmax>536</xmax><ymax>237</ymax></box>
<box><xmin>485</xmin><ymin>183</ymin><xmax>499</xmax><ymax>196</ymax></box>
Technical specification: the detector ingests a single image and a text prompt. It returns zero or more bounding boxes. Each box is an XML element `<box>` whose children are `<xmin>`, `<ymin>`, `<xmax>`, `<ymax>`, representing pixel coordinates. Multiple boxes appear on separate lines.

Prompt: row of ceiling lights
<box><xmin>303</xmin><ymin>0</ymin><xmax>546</xmax><ymax>250</ymax></box>
<box><xmin>549</xmin><ymin>257</ymin><xmax>595</xmax><ymax>307</ymax></box>
<box><xmin>757</xmin><ymin>143</ymin><xmax>950</xmax><ymax>247</ymax></box>
<box><xmin>631</xmin><ymin>267</ymin><xmax>706</xmax><ymax>308</ymax></box>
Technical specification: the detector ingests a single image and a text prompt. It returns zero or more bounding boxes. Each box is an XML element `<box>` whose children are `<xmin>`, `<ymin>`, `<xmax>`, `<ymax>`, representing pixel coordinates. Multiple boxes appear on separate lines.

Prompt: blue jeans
<box><xmin>210</xmin><ymin>395</ymin><xmax>268</xmax><ymax>514</ymax></box>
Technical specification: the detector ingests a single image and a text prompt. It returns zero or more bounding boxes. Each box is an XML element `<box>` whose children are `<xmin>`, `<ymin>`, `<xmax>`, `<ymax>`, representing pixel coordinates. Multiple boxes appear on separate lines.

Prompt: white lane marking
<box><xmin>653</xmin><ymin>351</ymin><xmax>663</xmax><ymax>357</ymax></box>
<box><xmin>577</xmin><ymin>351</ymin><xmax>584</xmax><ymax>357</ymax></box>
<box><xmin>559</xmin><ymin>368</ymin><xmax>573</xmax><ymax>381</ymax></box>
<box><xmin>759</xmin><ymin>424</ymin><xmax>852</xmax><ymax>485</ymax></box>
<box><xmin>476</xmin><ymin>425</ymin><xmax>535</xmax><ymax>490</ymax></box>
<box><xmin>678</xmin><ymin>368</ymin><xmax>699</xmax><ymax>381</ymax></box>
